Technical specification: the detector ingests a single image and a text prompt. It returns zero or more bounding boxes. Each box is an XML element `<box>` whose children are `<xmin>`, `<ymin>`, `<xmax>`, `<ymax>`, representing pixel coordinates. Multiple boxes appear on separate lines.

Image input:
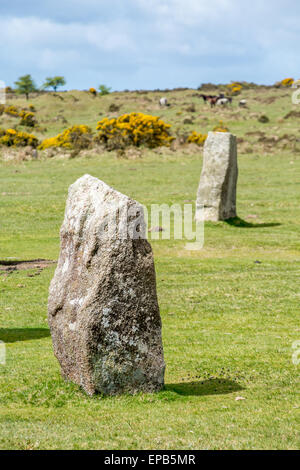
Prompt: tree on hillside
<box><xmin>14</xmin><ymin>74</ymin><xmax>37</xmax><ymax>100</ymax></box>
<box><xmin>98</xmin><ymin>84</ymin><xmax>111</xmax><ymax>96</ymax></box>
<box><xmin>43</xmin><ymin>76</ymin><xmax>66</xmax><ymax>92</ymax></box>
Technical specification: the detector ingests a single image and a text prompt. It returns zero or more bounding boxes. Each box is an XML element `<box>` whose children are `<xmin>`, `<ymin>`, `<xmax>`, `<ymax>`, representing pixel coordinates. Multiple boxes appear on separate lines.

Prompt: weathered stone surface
<box><xmin>196</xmin><ymin>132</ymin><xmax>238</xmax><ymax>221</ymax></box>
<box><xmin>48</xmin><ymin>174</ymin><xmax>165</xmax><ymax>396</ymax></box>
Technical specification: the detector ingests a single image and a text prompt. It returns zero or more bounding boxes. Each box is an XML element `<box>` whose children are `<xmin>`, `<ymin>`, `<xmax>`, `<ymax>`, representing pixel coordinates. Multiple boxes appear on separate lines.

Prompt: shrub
<box><xmin>98</xmin><ymin>84</ymin><xmax>111</xmax><ymax>96</ymax></box>
<box><xmin>38</xmin><ymin>125</ymin><xmax>93</xmax><ymax>150</ymax></box>
<box><xmin>281</xmin><ymin>78</ymin><xmax>294</xmax><ymax>87</ymax></box>
<box><xmin>227</xmin><ymin>82</ymin><xmax>242</xmax><ymax>96</ymax></box>
<box><xmin>187</xmin><ymin>131</ymin><xmax>207</xmax><ymax>146</ymax></box>
<box><xmin>0</xmin><ymin>128</ymin><xmax>39</xmax><ymax>148</ymax></box>
<box><xmin>198</xmin><ymin>83</ymin><xmax>219</xmax><ymax>91</ymax></box>
<box><xmin>89</xmin><ymin>88</ymin><xmax>97</xmax><ymax>97</ymax></box>
<box><xmin>213</xmin><ymin>121</ymin><xmax>229</xmax><ymax>132</ymax></box>
<box><xmin>95</xmin><ymin>113</ymin><xmax>175</xmax><ymax>150</ymax></box>
<box><xmin>0</xmin><ymin>104</ymin><xmax>4</xmax><ymax>116</ymax></box>
<box><xmin>4</xmin><ymin>105</ymin><xmax>20</xmax><ymax>117</ymax></box>
<box><xmin>19</xmin><ymin>110</ymin><xmax>36</xmax><ymax>127</ymax></box>
<box><xmin>3</xmin><ymin>106</ymin><xmax>37</xmax><ymax>126</ymax></box>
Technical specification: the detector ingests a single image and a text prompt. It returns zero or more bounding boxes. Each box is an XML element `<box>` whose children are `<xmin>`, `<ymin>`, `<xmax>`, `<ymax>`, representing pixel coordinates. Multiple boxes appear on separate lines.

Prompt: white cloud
<box><xmin>0</xmin><ymin>16</ymin><xmax>137</xmax><ymax>87</ymax></box>
<box><xmin>0</xmin><ymin>16</ymin><xmax>135</xmax><ymax>52</ymax></box>
<box><xmin>136</xmin><ymin>0</ymin><xmax>234</xmax><ymax>25</ymax></box>
<box><xmin>1</xmin><ymin>1</ymin><xmax>300</xmax><ymax>89</ymax></box>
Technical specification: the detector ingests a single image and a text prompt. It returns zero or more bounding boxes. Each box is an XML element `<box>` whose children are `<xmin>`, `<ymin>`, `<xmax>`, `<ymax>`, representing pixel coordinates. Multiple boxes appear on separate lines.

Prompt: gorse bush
<box><xmin>38</xmin><ymin>125</ymin><xmax>93</xmax><ymax>150</ymax></box>
<box><xmin>2</xmin><ymin>105</ymin><xmax>37</xmax><ymax>126</ymax></box>
<box><xmin>281</xmin><ymin>78</ymin><xmax>294</xmax><ymax>87</ymax></box>
<box><xmin>0</xmin><ymin>128</ymin><xmax>39</xmax><ymax>148</ymax></box>
<box><xmin>187</xmin><ymin>131</ymin><xmax>207</xmax><ymax>146</ymax></box>
<box><xmin>213</xmin><ymin>121</ymin><xmax>229</xmax><ymax>132</ymax></box>
<box><xmin>89</xmin><ymin>88</ymin><xmax>97</xmax><ymax>96</ymax></box>
<box><xmin>95</xmin><ymin>113</ymin><xmax>174</xmax><ymax>150</ymax></box>
<box><xmin>227</xmin><ymin>83</ymin><xmax>242</xmax><ymax>96</ymax></box>
<box><xmin>19</xmin><ymin>111</ymin><xmax>36</xmax><ymax>127</ymax></box>
<box><xmin>4</xmin><ymin>105</ymin><xmax>20</xmax><ymax>117</ymax></box>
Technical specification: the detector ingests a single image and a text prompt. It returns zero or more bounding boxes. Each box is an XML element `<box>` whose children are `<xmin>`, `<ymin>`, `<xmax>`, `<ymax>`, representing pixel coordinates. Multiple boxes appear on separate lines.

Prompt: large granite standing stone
<box><xmin>48</xmin><ymin>174</ymin><xmax>165</xmax><ymax>396</ymax></box>
<box><xmin>196</xmin><ymin>132</ymin><xmax>238</xmax><ymax>221</ymax></box>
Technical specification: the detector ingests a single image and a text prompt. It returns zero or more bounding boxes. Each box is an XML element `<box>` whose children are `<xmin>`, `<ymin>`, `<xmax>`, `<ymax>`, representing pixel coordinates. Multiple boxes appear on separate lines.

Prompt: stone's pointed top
<box><xmin>69</xmin><ymin>174</ymin><xmax>136</xmax><ymax>204</ymax></box>
<box><xmin>77</xmin><ymin>173</ymin><xmax>95</xmax><ymax>181</ymax></box>
<box><xmin>63</xmin><ymin>174</ymin><xmax>146</xmax><ymax>241</ymax></box>
<box><xmin>71</xmin><ymin>173</ymin><xmax>109</xmax><ymax>188</ymax></box>
<box><xmin>205</xmin><ymin>131</ymin><xmax>236</xmax><ymax>150</ymax></box>
<box><xmin>208</xmin><ymin>131</ymin><xmax>234</xmax><ymax>139</ymax></box>
<box><xmin>210</xmin><ymin>131</ymin><xmax>231</xmax><ymax>134</ymax></box>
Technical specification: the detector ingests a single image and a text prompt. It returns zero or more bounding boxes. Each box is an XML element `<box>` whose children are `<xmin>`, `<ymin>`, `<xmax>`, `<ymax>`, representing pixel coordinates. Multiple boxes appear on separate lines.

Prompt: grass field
<box><xmin>0</xmin><ymin>87</ymin><xmax>299</xmax><ymax>450</ymax></box>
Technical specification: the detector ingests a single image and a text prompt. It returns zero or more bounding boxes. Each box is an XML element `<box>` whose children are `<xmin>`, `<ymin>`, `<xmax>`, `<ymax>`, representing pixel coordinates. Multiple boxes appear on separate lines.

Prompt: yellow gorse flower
<box><xmin>96</xmin><ymin>112</ymin><xmax>174</xmax><ymax>149</ymax></box>
<box><xmin>38</xmin><ymin>125</ymin><xmax>93</xmax><ymax>150</ymax></box>
<box><xmin>89</xmin><ymin>87</ymin><xmax>97</xmax><ymax>96</ymax></box>
<box><xmin>213</xmin><ymin>121</ymin><xmax>229</xmax><ymax>132</ymax></box>
<box><xmin>187</xmin><ymin>131</ymin><xmax>207</xmax><ymax>146</ymax></box>
<box><xmin>0</xmin><ymin>128</ymin><xmax>39</xmax><ymax>147</ymax></box>
<box><xmin>4</xmin><ymin>105</ymin><xmax>20</xmax><ymax>117</ymax></box>
<box><xmin>19</xmin><ymin>110</ymin><xmax>36</xmax><ymax>127</ymax></box>
<box><xmin>2</xmin><ymin>105</ymin><xmax>37</xmax><ymax>126</ymax></box>
<box><xmin>281</xmin><ymin>78</ymin><xmax>294</xmax><ymax>87</ymax></box>
<box><xmin>226</xmin><ymin>83</ymin><xmax>242</xmax><ymax>96</ymax></box>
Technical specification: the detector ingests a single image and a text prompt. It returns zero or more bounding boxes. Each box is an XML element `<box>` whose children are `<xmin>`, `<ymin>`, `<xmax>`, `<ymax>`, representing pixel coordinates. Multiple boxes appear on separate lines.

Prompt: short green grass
<box><xmin>0</xmin><ymin>87</ymin><xmax>299</xmax><ymax>450</ymax></box>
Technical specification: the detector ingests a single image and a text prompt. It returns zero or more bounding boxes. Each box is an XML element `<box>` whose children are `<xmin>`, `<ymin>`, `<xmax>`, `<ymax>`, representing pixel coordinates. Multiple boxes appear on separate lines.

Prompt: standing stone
<box><xmin>196</xmin><ymin>132</ymin><xmax>238</xmax><ymax>222</ymax></box>
<box><xmin>48</xmin><ymin>174</ymin><xmax>165</xmax><ymax>396</ymax></box>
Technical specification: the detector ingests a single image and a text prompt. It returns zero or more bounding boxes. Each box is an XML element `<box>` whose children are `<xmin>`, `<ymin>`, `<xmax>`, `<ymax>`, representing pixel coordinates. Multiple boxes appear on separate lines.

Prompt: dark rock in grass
<box><xmin>48</xmin><ymin>174</ymin><xmax>165</xmax><ymax>396</ymax></box>
<box><xmin>258</xmin><ymin>115</ymin><xmax>270</xmax><ymax>123</ymax></box>
<box><xmin>183</xmin><ymin>116</ymin><xmax>194</xmax><ymax>125</ymax></box>
<box><xmin>108</xmin><ymin>103</ymin><xmax>121</xmax><ymax>113</ymax></box>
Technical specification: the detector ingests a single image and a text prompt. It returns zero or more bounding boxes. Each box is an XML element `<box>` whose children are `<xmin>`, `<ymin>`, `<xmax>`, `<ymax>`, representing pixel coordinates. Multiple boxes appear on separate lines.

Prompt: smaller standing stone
<box><xmin>196</xmin><ymin>132</ymin><xmax>238</xmax><ymax>222</ymax></box>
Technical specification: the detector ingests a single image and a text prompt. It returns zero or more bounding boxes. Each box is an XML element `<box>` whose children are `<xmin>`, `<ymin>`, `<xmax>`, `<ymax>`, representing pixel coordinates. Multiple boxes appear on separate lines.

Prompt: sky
<box><xmin>0</xmin><ymin>0</ymin><xmax>299</xmax><ymax>91</ymax></box>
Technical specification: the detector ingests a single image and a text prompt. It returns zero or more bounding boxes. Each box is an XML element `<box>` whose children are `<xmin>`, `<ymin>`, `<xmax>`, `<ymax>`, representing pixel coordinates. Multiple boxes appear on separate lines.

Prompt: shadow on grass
<box><xmin>0</xmin><ymin>328</ymin><xmax>50</xmax><ymax>343</ymax></box>
<box><xmin>166</xmin><ymin>379</ymin><xmax>244</xmax><ymax>397</ymax></box>
<box><xmin>225</xmin><ymin>217</ymin><xmax>281</xmax><ymax>229</ymax></box>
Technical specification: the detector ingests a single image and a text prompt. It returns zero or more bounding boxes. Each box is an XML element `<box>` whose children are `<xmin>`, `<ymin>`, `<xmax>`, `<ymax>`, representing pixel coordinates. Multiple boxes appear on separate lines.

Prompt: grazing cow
<box><xmin>159</xmin><ymin>97</ymin><xmax>169</xmax><ymax>107</ymax></box>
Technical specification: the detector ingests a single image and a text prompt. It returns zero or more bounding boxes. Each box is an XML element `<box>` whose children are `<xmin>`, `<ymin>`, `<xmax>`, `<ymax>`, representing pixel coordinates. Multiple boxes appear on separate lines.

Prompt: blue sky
<box><xmin>0</xmin><ymin>0</ymin><xmax>299</xmax><ymax>90</ymax></box>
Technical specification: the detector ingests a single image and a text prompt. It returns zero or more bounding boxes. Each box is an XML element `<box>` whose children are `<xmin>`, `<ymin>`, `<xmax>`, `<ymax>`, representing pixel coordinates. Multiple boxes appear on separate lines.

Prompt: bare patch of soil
<box><xmin>0</xmin><ymin>259</ymin><xmax>56</xmax><ymax>273</ymax></box>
